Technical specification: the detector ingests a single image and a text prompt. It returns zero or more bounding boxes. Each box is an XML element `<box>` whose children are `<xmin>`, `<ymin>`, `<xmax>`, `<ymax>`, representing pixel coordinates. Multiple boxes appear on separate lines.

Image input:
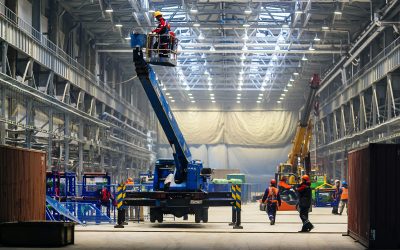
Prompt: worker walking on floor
<box><xmin>339</xmin><ymin>181</ymin><xmax>349</xmax><ymax>215</ymax></box>
<box><xmin>262</xmin><ymin>179</ymin><xmax>281</xmax><ymax>225</ymax></box>
<box><xmin>332</xmin><ymin>179</ymin><xmax>341</xmax><ymax>215</ymax></box>
<box><xmin>297</xmin><ymin>175</ymin><xmax>314</xmax><ymax>232</ymax></box>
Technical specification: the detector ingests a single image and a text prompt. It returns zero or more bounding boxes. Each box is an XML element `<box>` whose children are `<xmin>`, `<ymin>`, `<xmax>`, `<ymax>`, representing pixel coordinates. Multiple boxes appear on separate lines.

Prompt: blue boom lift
<box><xmin>123</xmin><ymin>34</ymin><xmax>233</xmax><ymax>223</ymax></box>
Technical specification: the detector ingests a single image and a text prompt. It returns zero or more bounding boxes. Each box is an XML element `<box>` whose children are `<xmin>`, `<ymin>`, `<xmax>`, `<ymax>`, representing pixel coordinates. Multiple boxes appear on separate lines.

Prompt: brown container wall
<box><xmin>0</xmin><ymin>145</ymin><xmax>46</xmax><ymax>222</ymax></box>
<box><xmin>348</xmin><ymin>146</ymin><xmax>370</xmax><ymax>247</ymax></box>
<box><xmin>348</xmin><ymin>144</ymin><xmax>400</xmax><ymax>249</ymax></box>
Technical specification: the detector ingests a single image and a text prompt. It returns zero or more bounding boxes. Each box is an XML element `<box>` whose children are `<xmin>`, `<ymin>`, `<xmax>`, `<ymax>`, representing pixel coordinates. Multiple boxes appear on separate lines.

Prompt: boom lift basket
<box><xmin>130</xmin><ymin>33</ymin><xmax>178</xmax><ymax>67</ymax></box>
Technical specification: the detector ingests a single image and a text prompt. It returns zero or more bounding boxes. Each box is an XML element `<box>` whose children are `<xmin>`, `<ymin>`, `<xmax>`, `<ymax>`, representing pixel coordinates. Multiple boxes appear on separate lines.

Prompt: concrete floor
<box><xmin>1</xmin><ymin>203</ymin><xmax>363</xmax><ymax>250</ymax></box>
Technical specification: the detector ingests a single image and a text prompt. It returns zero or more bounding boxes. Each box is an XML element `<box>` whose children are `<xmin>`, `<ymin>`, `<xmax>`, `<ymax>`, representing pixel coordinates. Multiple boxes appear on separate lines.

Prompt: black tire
<box><xmin>157</xmin><ymin>210</ymin><xmax>163</xmax><ymax>223</ymax></box>
<box><xmin>195</xmin><ymin>210</ymin><xmax>202</xmax><ymax>223</ymax></box>
<box><xmin>157</xmin><ymin>214</ymin><xmax>163</xmax><ymax>223</ymax></box>
<box><xmin>202</xmin><ymin>208</ymin><xmax>208</xmax><ymax>223</ymax></box>
<box><xmin>150</xmin><ymin>209</ymin><xmax>156</xmax><ymax>223</ymax></box>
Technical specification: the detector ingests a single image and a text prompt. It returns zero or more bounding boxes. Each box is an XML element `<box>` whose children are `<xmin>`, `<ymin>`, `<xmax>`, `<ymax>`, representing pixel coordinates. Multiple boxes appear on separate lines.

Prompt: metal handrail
<box><xmin>0</xmin><ymin>3</ymin><xmax>143</xmax><ymax>118</ymax></box>
<box><xmin>321</xmin><ymin>36</ymin><xmax>400</xmax><ymax>106</ymax></box>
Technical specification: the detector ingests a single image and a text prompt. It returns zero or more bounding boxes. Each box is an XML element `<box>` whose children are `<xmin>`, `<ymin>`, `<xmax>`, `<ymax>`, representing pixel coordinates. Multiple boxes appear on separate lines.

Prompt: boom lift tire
<box><xmin>150</xmin><ymin>208</ymin><xmax>156</xmax><ymax>223</ymax></box>
<box><xmin>195</xmin><ymin>209</ymin><xmax>202</xmax><ymax>223</ymax></box>
<box><xmin>202</xmin><ymin>208</ymin><xmax>209</xmax><ymax>223</ymax></box>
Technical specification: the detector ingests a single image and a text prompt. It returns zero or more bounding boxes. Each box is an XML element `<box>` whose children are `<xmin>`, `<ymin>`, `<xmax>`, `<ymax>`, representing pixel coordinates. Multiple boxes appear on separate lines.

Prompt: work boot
<box><xmin>298</xmin><ymin>228</ymin><xmax>309</xmax><ymax>232</ymax></box>
<box><xmin>270</xmin><ymin>219</ymin><xmax>275</xmax><ymax>225</ymax></box>
<box><xmin>307</xmin><ymin>223</ymin><xmax>314</xmax><ymax>232</ymax></box>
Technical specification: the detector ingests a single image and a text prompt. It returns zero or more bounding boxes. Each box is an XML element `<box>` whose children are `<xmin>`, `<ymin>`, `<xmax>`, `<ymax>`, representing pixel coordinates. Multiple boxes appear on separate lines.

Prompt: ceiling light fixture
<box><xmin>279</xmin><ymin>97</ymin><xmax>284</xmax><ymax>100</ymax></box>
<box><xmin>314</xmin><ymin>33</ymin><xmax>321</xmax><ymax>41</ymax></box>
<box><xmin>287</xmin><ymin>83</ymin><xmax>293</xmax><ymax>87</ymax></box>
<box><xmin>243</xmin><ymin>33</ymin><xmax>249</xmax><ymax>41</ymax></box>
<box><xmin>237</xmin><ymin>100</ymin><xmax>241</xmax><ymax>104</ymax></box>
<box><xmin>242</xmin><ymin>44</ymin><xmax>248</xmax><ymax>51</ymax></box>
<box><xmin>257</xmin><ymin>100</ymin><xmax>261</xmax><ymax>103</ymax></box>
<box><xmin>193</xmin><ymin>22</ymin><xmax>200</xmax><ymax>27</ymax></box>
<box><xmin>295</xmin><ymin>3</ymin><xmax>303</xmax><ymax>14</ymax></box>
<box><xmin>240</xmin><ymin>54</ymin><xmax>246</xmax><ymax>60</ymax></box>
<box><xmin>191</xmin><ymin>100</ymin><xmax>196</xmax><ymax>103</ymax></box>
<box><xmin>322</xmin><ymin>20</ymin><xmax>329</xmax><ymax>30</ymax></box>
<box><xmin>237</xmin><ymin>93</ymin><xmax>241</xmax><ymax>96</ymax></box>
<box><xmin>290</xmin><ymin>77</ymin><xmax>295</xmax><ymax>82</ymax></box>
<box><xmin>293</xmin><ymin>72</ymin><xmax>299</xmax><ymax>76</ymax></box>
<box><xmin>115</xmin><ymin>23</ymin><xmax>123</xmax><ymax>28</ymax></box>
<box><xmin>309</xmin><ymin>43</ymin><xmax>315</xmax><ymax>51</ymax></box>
<box><xmin>209</xmin><ymin>45</ymin><xmax>216</xmax><ymax>52</ymax></box>
<box><xmin>190</xmin><ymin>5</ymin><xmax>198</xmax><ymax>14</ymax></box>
<box><xmin>171</xmin><ymin>100</ymin><xmax>175</xmax><ymax>103</ymax></box>
<box><xmin>188</xmin><ymin>93</ymin><xmax>192</xmax><ymax>96</ymax></box>
<box><xmin>198</xmin><ymin>33</ymin><xmax>205</xmax><ymax>40</ymax></box>
<box><xmin>212</xmin><ymin>100</ymin><xmax>216</xmax><ymax>103</ymax></box>
<box><xmin>124</xmin><ymin>34</ymin><xmax>131</xmax><ymax>40</ymax></box>
<box><xmin>302</xmin><ymin>54</ymin><xmax>308</xmax><ymax>61</ymax></box>
<box><xmin>334</xmin><ymin>4</ymin><xmax>342</xmax><ymax>15</ymax></box>
<box><xmin>208</xmin><ymin>87</ymin><xmax>212</xmax><ymax>91</ymax></box>
<box><xmin>283</xmin><ymin>88</ymin><xmax>288</xmax><ymax>92</ymax></box>
<box><xmin>243</xmin><ymin>22</ymin><xmax>250</xmax><ymax>28</ymax></box>
<box><xmin>105</xmin><ymin>4</ymin><xmax>114</xmax><ymax>13</ymax></box>
<box><xmin>281</xmin><ymin>93</ymin><xmax>286</xmax><ymax>96</ymax></box>
<box><xmin>277</xmin><ymin>100</ymin><xmax>282</xmax><ymax>103</ymax></box>
<box><xmin>244</xmin><ymin>4</ymin><xmax>252</xmax><ymax>15</ymax></box>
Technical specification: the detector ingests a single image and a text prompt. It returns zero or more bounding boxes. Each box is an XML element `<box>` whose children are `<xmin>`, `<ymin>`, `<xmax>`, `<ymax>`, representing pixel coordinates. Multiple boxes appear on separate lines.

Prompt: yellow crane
<box><xmin>275</xmin><ymin>74</ymin><xmax>320</xmax><ymax>210</ymax></box>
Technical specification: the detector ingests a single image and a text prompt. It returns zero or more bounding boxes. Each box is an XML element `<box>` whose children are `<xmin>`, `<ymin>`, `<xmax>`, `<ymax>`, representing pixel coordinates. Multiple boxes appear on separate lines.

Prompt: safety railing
<box><xmin>146</xmin><ymin>33</ymin><xmax>178</xmax><ymax>62</ymax></box>
<box><xmin>0</xmin><ymin>2</ymin><xmax>144</xmax><ymax>120</ymax></box>
<box><xmin>347</xmin><ymin>36</ymin><xmax>400</xmax><ymax>86</ymax></box>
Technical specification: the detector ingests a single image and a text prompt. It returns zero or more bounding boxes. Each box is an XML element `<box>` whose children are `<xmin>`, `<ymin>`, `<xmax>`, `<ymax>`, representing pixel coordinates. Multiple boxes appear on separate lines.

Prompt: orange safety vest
<box><xmin>267</xmin><ymin>187</ymin><xmax>279</xmax><ymax>204</ymax></box>
<box><xmin>279</xmin><ymin>181</ymin><xmax>291</xmax><ymax>190</ymax></box>
<box><xmin>341</xmin><ymin>187</ymin><xmax>348</xmax><ymax>200</ymax></box>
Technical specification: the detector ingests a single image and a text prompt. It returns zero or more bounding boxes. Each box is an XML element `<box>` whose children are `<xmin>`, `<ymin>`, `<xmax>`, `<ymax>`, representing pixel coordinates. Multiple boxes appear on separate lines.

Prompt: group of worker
<box><xmin>332</xmin><ymin>180</ymin><xmax>349</xmax><ymax>215</ymax></box>
<box><xmin>262</xmin><ymin>175</ymin><xmax>314</xmax><ymax>232</ymax></box>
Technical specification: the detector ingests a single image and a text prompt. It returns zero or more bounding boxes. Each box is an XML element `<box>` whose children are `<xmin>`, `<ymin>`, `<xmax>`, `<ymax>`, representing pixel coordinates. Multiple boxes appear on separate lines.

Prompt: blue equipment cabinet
<box><xmin>123</xmin><ymin>36</ymin><xmax>234</xmax><ymax>223</ymax></box>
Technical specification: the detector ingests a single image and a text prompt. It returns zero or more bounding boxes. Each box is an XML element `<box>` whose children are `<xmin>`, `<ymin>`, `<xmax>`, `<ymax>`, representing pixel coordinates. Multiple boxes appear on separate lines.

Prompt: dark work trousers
<box><xmin>267</xmin><ymin>203</ymin><xmax>277</xmax><ymax>221</ymax></box>
<box><xmin>299</xmin><ymin>206</ymin><xmax>313</xmax><ymax>230</ymax></box>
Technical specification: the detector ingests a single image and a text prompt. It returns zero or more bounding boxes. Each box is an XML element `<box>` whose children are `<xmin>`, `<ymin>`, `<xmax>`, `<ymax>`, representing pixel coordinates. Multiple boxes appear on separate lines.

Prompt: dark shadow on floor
<box><xmin>151</xmin><ymin>223</ymin><xmax>204</xmax><ymax>229</ymax></box>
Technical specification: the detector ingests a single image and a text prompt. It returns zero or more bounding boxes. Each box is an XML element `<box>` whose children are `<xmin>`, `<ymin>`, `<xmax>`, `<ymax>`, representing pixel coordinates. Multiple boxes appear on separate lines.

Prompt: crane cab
<box><xmin>131</xmin><ymin>33</ymin><xmax>178</xmax><ymax>67</ymax></box>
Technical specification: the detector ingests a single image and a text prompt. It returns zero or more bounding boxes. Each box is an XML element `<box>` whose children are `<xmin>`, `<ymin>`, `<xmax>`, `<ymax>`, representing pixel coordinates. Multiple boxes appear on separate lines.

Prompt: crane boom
<box><xmin>287</xmin><ymin>74</ymin><xmax>320</xmax><ymax>173</ymax></box>
<box><xmin>133</xmin><ymin>47</ymin><xmax>191</xmax><ymax>184</ymax></box>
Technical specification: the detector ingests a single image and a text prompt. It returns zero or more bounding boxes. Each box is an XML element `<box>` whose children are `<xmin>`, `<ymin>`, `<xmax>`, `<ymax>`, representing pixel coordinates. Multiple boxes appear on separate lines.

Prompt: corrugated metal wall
<box><xmin>348</xmin><ymin>146</ymin><xmax>370</xmax><ymax>247</ymax></box>
<box><xmin>348</xmin><ymin>144</ymin><xmax>400</xmax><ymax>249</ymax></box>
<box><xmin>0</xmin><ymin>146</ymin><xmax>46</xmax><ymax>222</ymax></box>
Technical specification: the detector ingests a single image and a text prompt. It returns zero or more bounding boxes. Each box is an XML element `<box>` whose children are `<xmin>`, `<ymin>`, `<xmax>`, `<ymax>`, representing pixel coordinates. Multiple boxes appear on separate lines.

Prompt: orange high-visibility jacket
<box><xmin>341</xmin><ymin>187</ymin><xmax>348</xmax><ymax>200</ymax></box>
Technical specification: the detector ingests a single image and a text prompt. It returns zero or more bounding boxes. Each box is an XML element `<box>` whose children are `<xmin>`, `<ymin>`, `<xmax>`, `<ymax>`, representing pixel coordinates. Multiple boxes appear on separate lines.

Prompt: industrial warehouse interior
<box><xmin>0</xmin><ymin>0</ymin><xmax>399</xmax><ymax>249</ymax></box>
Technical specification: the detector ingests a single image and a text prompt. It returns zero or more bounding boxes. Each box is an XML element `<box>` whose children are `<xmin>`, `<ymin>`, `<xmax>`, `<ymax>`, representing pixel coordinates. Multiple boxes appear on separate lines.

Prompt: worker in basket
<box><xmin>262</xmin><ymin>179</ymin><xmax>281</xmax><ymax>225</ymax></box>
<box><xmin>151</xmin><ymin>11</ymin><xmax>176</xmax><ymax>57</ymax></box>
